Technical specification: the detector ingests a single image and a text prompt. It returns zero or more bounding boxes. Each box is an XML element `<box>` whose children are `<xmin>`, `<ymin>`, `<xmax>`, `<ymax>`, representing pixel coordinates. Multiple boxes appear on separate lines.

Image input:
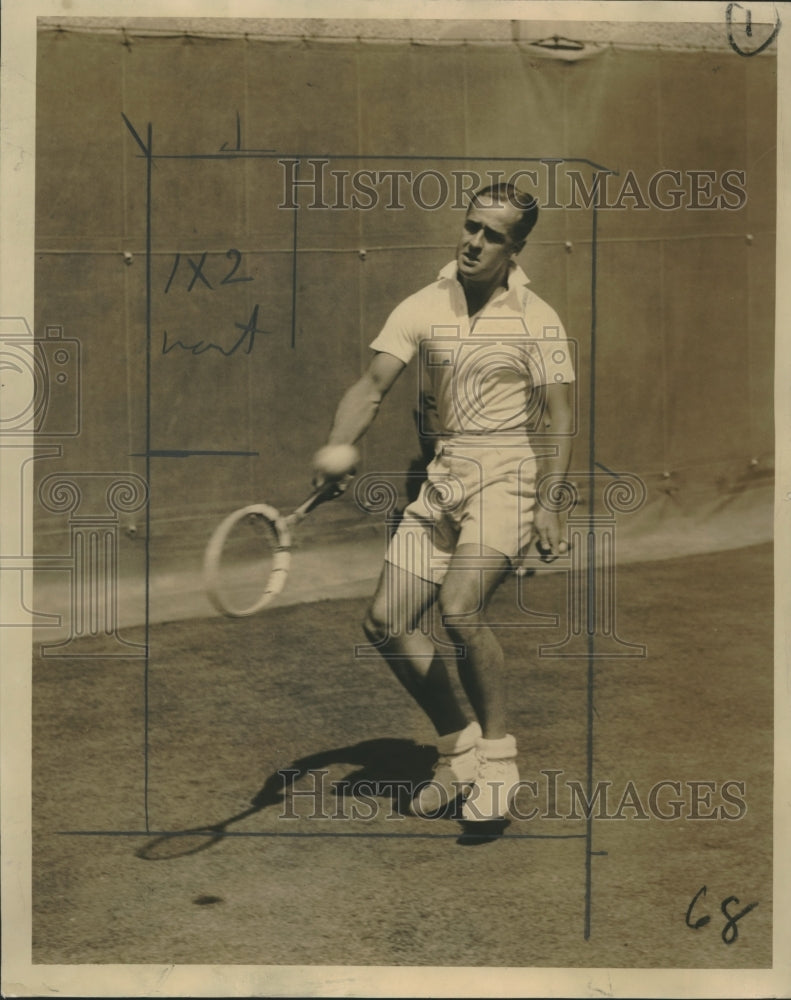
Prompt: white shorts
<box><xmin>385</xmin><ymin>437</ymin><xmax>537</xmax><ymax>585</ymax></box>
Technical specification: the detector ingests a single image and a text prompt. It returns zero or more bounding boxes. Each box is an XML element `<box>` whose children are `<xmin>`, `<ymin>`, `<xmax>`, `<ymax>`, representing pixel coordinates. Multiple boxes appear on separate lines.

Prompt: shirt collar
<box><xmin>437</xmin><ymin>259</ymin><xmax>531</xmax><ymax>304</ymax></box>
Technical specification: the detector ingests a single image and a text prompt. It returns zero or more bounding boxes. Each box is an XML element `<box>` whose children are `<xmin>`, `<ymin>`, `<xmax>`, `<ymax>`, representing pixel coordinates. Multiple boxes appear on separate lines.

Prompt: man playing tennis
<box><xmin>314</xmin><ymin>183</ymin><xmax>574</xmax><ymax>821</ymax></box>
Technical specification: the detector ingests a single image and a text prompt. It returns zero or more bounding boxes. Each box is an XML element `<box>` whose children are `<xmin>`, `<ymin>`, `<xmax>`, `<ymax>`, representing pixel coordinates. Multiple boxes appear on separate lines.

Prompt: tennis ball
<box><xmin>313</xmin><ymin>443</ymin><xmax>360</xmax><ymax>479</ymax></box>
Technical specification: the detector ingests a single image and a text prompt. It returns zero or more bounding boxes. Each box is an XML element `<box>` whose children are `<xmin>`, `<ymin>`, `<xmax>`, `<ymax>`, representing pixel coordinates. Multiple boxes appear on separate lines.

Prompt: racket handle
<box><xmin>291</xmin><ymin>480</ymin><xmax>345</xmax><ymax>522</ymax></box>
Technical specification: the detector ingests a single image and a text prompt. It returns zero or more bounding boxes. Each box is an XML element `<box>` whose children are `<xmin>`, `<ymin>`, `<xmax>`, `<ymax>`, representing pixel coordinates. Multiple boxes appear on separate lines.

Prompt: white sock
<box><xmin>436</xmin><ymin>721</ymin><xmax>481</xmax><ymax>755</ymax></box>
<box><xmin>477</xmin><ymin>734</ymin><xmax>517</xmax><ymax>759</ymax></box>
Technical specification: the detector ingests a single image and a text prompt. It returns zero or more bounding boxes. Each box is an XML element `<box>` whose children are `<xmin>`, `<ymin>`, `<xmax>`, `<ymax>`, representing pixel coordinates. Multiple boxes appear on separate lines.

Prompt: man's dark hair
<box><xmin>470</xmin><ymin>182</ymin><xmax>539</xmax><ymax>244</ymax></box>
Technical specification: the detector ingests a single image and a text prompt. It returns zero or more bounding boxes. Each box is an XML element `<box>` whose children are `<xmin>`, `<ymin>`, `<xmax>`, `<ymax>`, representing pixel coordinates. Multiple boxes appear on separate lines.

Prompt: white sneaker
<box><xmin>461</xmin><ymin>734</ymin><xmax>519</xmax><ymax>821</ymax></box>
<box><xmin>411</xmin><ymin>722</ymin><xmax>482</xmax><ymax>817</ymax></box>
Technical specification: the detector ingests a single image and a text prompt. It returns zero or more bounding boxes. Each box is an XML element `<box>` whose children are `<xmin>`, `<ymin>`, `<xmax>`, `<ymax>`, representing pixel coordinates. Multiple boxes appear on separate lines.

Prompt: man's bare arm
<box><xmin>326</xmin><ymin>351</ymin><xmax>406</xmax><ymax>445</ymax></box>
<box><xmin>534</xmin><ymin>381</ymin><xmax>574</xmax><ymax>555</ymax></box>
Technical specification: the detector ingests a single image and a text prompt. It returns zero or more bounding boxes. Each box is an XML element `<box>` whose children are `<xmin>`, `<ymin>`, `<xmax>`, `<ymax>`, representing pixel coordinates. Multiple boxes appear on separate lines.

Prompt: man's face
<box><xmin>456</xmin><ymin>198</ymin><xmax>524</xmax><ymax>286</ymax></box>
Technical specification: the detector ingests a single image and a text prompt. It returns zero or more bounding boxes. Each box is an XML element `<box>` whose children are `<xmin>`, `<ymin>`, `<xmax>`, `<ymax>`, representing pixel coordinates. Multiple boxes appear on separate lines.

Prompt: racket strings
<box><xmin>204</xmin><ymin>503</ymin><xmax>291</xmax><ymax>616</ymax></box>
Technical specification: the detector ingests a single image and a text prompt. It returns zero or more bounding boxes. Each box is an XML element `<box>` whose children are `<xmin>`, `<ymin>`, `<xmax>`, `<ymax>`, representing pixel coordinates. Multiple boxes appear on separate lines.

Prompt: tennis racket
<box><xmin>203</xmin><ymin>480</ymin><xmax>344</xmax><ymax>618</ymax></box>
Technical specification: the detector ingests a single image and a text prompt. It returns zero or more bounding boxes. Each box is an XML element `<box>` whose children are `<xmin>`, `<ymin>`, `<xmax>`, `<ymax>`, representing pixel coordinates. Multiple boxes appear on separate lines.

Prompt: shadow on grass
<box><xmin>135</xmin><ymin>737</ymin><xmax>437</xmax><ymax>861</ymax></box>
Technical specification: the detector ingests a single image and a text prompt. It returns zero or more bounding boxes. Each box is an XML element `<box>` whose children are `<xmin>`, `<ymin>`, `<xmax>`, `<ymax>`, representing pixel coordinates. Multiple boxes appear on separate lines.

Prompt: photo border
<box><xmin>2</xmin><ymin>1</ymin><xmax>788</xmax><ymax>996</ymax></box>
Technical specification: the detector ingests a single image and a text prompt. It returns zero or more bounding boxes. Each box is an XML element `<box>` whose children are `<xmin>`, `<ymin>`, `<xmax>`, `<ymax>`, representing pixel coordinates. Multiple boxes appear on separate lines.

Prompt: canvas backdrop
<box><xmin>33</xmin><ymin>28</ymin><xmax>775</xmax><ymax>561</ymax></box>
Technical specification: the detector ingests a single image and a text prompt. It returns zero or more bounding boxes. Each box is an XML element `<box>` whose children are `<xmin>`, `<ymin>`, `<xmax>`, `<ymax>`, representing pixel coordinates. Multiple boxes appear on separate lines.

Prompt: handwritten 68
<box><xmin>686</xmin><ymin>885</ymin><xmax>759</xmax><ymax>945</ymax></box>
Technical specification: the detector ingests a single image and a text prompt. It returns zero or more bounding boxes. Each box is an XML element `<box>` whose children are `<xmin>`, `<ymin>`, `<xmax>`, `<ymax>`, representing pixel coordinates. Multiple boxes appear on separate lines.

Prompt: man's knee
<box><xmin>362</xmin><ymin>603</ymin><xmax>389</xmax><ymax>645</ymax></box>
<box><xmin>438</xmin><ymin>580</ymin><xmax>488</xmax><ymax>636</ymax></box>
<box><xmin>438</xmin><ymin>595</ymin><xmax>480</xmax><ymax>636</ymax></box>
<box><xmin>438</xmin><ymin>556</ymin><xmax>508</xmax><ymax>635</ymax></box>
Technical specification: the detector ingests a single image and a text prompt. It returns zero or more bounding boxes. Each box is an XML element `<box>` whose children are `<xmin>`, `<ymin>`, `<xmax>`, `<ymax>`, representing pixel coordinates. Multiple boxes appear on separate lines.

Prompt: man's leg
<box><xmin>438</xmin><ymin>543</ymin><xmax>519</xmax><ymax>820</ymax></box>
<box><xmin>363</xmin><ymin>560</ymin><xmax>469</xmax><ymax>736</ymax></box>
<box><xmin>363</xmin><ymin>560</ymin><xmax>483</xmax><ymax>815</ymax></box>
<box><xmin>437</xmin><ymin>543</ymin><xmax>511</xmax><ymax>739</ymax></box>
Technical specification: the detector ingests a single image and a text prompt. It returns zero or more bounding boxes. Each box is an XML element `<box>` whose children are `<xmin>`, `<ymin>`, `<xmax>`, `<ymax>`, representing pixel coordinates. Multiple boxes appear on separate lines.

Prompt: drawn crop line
<box><xmin>120</xmin><ymin>116</ymin><xmax>615</xmax><ymax>940</ymax></box>
<box><xmin>55</xmin><ymin>828</ymin><xmax>590</xmax><ymax>842</ymax></box>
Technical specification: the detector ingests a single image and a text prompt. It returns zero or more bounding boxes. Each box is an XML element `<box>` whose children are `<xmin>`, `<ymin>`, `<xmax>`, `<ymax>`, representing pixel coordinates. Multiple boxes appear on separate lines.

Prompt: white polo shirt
<box><xmin>369</xmin><ymin>260</ymin><xmax>575</xmax><ymax>437</ymax></box>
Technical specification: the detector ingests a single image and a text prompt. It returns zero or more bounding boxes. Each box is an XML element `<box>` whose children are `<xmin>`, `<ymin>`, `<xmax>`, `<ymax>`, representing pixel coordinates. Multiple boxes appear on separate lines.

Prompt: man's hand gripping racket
<box><xmin>203</xmin><ymin>444</ymin><xmax>359</xmax><ymax>618</ymax></box>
